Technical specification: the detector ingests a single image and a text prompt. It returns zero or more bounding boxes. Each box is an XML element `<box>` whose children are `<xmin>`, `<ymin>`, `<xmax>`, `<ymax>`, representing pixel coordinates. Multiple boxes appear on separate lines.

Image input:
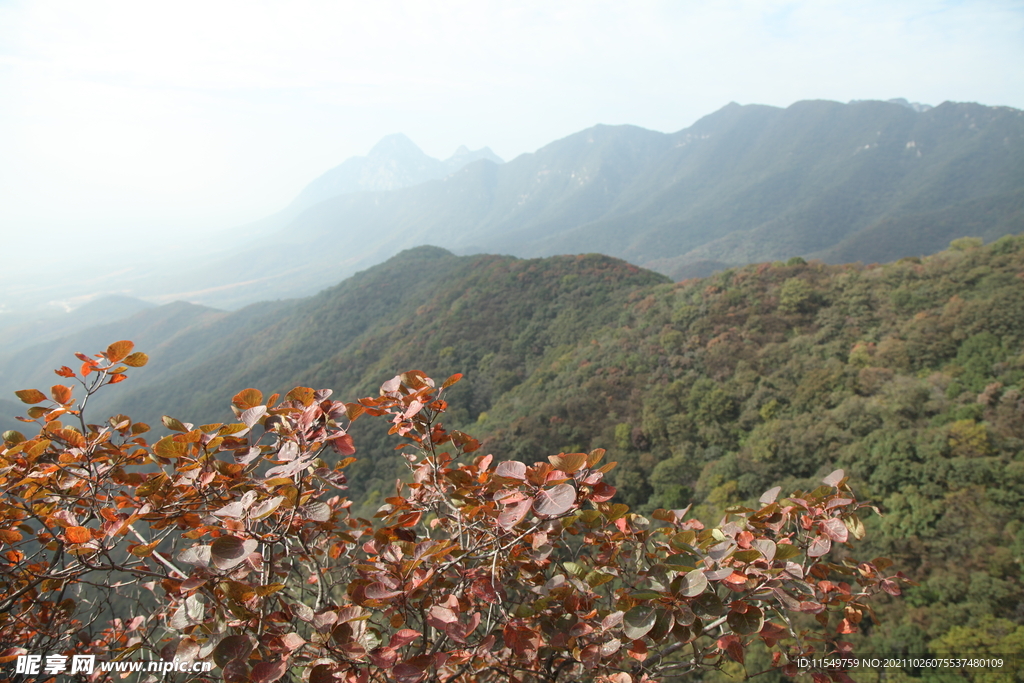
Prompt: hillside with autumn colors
<box><xmin>3</xmin><ymin>234</ymin><xmax>1023</xmax><ymax>678</ymax></box>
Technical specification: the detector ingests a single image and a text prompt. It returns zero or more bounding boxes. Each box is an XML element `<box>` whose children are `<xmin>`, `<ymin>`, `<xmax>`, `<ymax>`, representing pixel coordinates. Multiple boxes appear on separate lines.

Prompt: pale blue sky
<box><xmin>1</xmin><ymin>0</ymin><xmax>1022</xmax><ymax>252</ymax></box>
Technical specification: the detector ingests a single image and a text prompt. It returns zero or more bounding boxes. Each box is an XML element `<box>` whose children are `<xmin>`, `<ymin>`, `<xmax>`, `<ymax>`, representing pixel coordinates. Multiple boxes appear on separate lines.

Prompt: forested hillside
<box><xmin>4</xmin><ymin>235</ymin><xmax>1023</xmax><ymax>677</ymax></box>
<box><xmin>471</xmin><ymin>236</ymin><xmax>1024</xmax><ymax>671</ymax></box>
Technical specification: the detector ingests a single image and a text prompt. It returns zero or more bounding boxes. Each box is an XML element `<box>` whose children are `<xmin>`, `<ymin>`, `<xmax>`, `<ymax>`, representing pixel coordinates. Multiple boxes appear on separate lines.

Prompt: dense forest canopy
<box><xmin>2</xmin><ymin>234</ymin><xmax>1022</xmax><ymax>680</ymax></box>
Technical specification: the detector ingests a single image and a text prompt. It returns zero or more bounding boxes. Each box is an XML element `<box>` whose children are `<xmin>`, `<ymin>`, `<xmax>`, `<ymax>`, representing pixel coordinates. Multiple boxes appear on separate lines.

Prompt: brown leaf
<box><xmin>14</xmin><ymin>389</ymin><xmax>47</xmax><ymax>405</ymax></box>
<box><xmin>718</xmin><ymin>634</ymin><xmax>744</xmax><ymax>664</ymax></box>
<box><xmin>211</xmin><ymin>536</ymin><xmax>258</xmax><ymax>570</ymax></box>
<box><xmin>122</xmin><ymin>351</ymin><xmax>149</xmax><ymax>367</ymax></box>
<box><xmin>251</xmin><ymin>660</ymin><xmax>288</xmax><ymax>683</ymax></box>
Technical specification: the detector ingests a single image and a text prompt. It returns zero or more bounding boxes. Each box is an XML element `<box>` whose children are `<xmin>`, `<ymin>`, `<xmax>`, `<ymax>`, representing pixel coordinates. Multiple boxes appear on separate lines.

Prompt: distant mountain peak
<box><xmin>287</xmin><ymin>135</ymin><xmax>503</xmax><ymax>212</ymax></box>
<box><xmin>367</xmin><ymin>133</ymin><xmax>429</xmax><ymax>159</ymax></box>
<box><xmin>887</xmin><ymin>98</ymin><xmax>933</xmax><ymax>112</ymax></box>
<box><xmin>847</xmin><ymin>97</ymin><xmax>934</xmax><ymax>113</ymax></box>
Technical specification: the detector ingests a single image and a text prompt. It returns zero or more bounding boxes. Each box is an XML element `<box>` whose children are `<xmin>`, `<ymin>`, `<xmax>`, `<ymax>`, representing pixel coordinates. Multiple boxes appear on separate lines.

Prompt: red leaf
<box><xmin>329</xmin><ymin>433</ymin><xmax>356</xmax><ymax>456</ymax></box>
<box><xmin>589</xmin><ymin>482</ymin><xmax>617</xmax><ymax>502</ymax></box>
<box><xmin>389</xmin><ymin>629</ymin><xmax>421</xmax><ymax>649</ymax></box>
<box><xmin>717</xmin><ymin>634</ymin><xmax>744</xmax><ymax>664</ymax></box>
<box><xmin>821</xmin><ymin>518</ymin><xmax>849</xmax><ymax>543</ymax></box>
<box><xmin>365</xmin><ymin>582</ymin><xmax>403</xmax><ymax>600</ymax></box>
<box><xmin>280</xmin><ymin>633</ymin><xmax>305</xmax><ymax>651</ymax></box>
<box><xmin>627</xmin><ymin>639</ymin><xmax>648</xmax><ymax>661</ymax></box>
<box><xmin>426</xmin><ymin>606</ymin><xmax>457</xmax><ymax>630</ymax></box>
<box><xmin>55</xmin><ymin>366</ymin><xmax>75</xmax><ymax>378</ymax></box>
<box><xmin>758</xmin><ymin>622</ymin><xmax>788</xmax><ymax>647</ymax></box>
<box><xmin>533</xmin><ymin>483</ymin><xmax>576</xmax><ymax>517</ymax></box>
<box><xmin>393</xmin><ymin>655</ymin><xmax>431</xmax><ymax>683</ymax></box>
<box><xmin>580</xmin><ymin>644</ymin><xmax>601</xmax><ymax>669</ymax></box>
<box><xmin>213</xmin><ymin>635</ymin><xmax>254</xmax><ymax>668</ymax></box>
<box><xmin>807</xmin><ymin>535</ymin><xmax>832</xmax><ymax>557</ymax></box>
<box><xmin>495</xmin><ymin>461</ymin><xmax>527</xmax><ymax>480</ymax></box>
<box><xmin>309</xmin><ymin>665</ymin><xmax>340</xmax><ymax>683</ymax></box>
<box><xmin>498</xmin><ymin>497</ymin><xmax>533</xmax><ymax>529</ymax></box>
<box><xmin>251</xmin><ymin>660</ymin><xmax>288</xmax><ymax>683</ymax></box>
<box><xmin>370</xmin><ymin>646</ymin><xmax>399</xmax><ymax>669</ymax></box>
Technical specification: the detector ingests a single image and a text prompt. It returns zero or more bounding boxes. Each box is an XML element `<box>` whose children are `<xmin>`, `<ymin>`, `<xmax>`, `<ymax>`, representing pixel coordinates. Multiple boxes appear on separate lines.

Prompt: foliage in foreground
<box><xmin>0</xmin><ymin>342</ymin><xmax>902</xmax><ymax>682</ymax></box>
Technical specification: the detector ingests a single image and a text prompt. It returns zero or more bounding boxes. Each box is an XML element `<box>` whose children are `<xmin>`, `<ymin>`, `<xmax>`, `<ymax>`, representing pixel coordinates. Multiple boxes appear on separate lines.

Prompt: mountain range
<box><xmin>117</xmin><ymin>97</ymin><xmax>1022</xmax><ymax>309</ymax></box>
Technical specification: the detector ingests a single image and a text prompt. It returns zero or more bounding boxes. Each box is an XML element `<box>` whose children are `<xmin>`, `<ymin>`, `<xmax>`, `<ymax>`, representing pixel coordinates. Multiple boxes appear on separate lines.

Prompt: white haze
<box><xmin>0</xmin><ymin>0</ymin><xmax>1022</xmax><ymax>304</ymax></box>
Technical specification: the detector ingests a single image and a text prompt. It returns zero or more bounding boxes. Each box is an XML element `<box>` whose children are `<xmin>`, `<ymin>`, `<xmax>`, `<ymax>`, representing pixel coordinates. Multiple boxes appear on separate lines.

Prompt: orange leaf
<box><xmin>54</xmin><ymin>366</ymin><xmax>75</xmax><ymax>378</ymax></box>
<box><xmin>105</xmin><ymin>340</ymin><xmax>134</xmax><ymax>363</ymax></box>
<box><xmin>0</xmin><ymin>529</ymin><xmax>23</xmax><ymax>544</ymax></box>
<box><xmin>108</xmin><ymin>373</ymin><xmax>127</xmax><ymax>384</ymax></box>
<box><xmin>286</xmin><ymin>387</ymin><xmax>315</xmax><ymax>407</ymax></box>
<box><xmin>232</xmin><ymin>388</ymin><xmax>264</xmax><ymax>410</ymax></box>
<box><xmin>51</xmin><ymin>385</ymin><xmax>72</xmax><ymax>404</ymax></box>
<box><xmin>65</xmin><ymin>527</ymin><xmax>92</xmax><ymax>544</ymax></box>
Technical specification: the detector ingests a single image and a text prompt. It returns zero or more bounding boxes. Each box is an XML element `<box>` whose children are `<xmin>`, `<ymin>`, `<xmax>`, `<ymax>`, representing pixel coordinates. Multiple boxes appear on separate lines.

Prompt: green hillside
<box><xmin>6</xmin><ymin>237</ymin><xmax>1024</xmax><ymax>676</ymax></box>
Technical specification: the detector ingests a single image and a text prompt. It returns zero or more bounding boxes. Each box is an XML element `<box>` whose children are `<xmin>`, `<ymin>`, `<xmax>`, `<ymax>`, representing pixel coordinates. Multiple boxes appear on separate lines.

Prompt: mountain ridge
<box><xmin>15</xmin><ymin>98</ymin><xmax>1021</xmax><ymax>311</ymax></box>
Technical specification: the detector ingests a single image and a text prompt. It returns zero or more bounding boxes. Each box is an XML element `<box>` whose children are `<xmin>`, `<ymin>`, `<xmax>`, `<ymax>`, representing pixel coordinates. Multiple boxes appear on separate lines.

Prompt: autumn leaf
<box><xmin>14</xmin><ymin>389</ymin><xmax>46</xmax><ymax>405</ymax></box>
<box><xmin>210</xmin><ymin>536</ymin><xmax>257</xmax><ymax>571</ymax></box>
<box><xmin>105</xmin><ymin>340</ymin><xmax>134</xmax><ymax>363</ymax></box>
<box><xmin>65</xmin><ymin>527</ymin><xmax>92</xmax><ymax>544</ymax></box>
<box><xmin>533</xmin><ymin>483</ymin><xmax>576</xmax><ymax>517</ymax></box>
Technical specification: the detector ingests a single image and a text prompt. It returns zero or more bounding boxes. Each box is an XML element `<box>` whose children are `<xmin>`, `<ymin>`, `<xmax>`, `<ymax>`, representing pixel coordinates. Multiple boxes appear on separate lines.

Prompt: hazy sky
<box><xmin>1</xmin><ymin>0</ymin><xmax>1022</xmax><ymax>251</ymax></box>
